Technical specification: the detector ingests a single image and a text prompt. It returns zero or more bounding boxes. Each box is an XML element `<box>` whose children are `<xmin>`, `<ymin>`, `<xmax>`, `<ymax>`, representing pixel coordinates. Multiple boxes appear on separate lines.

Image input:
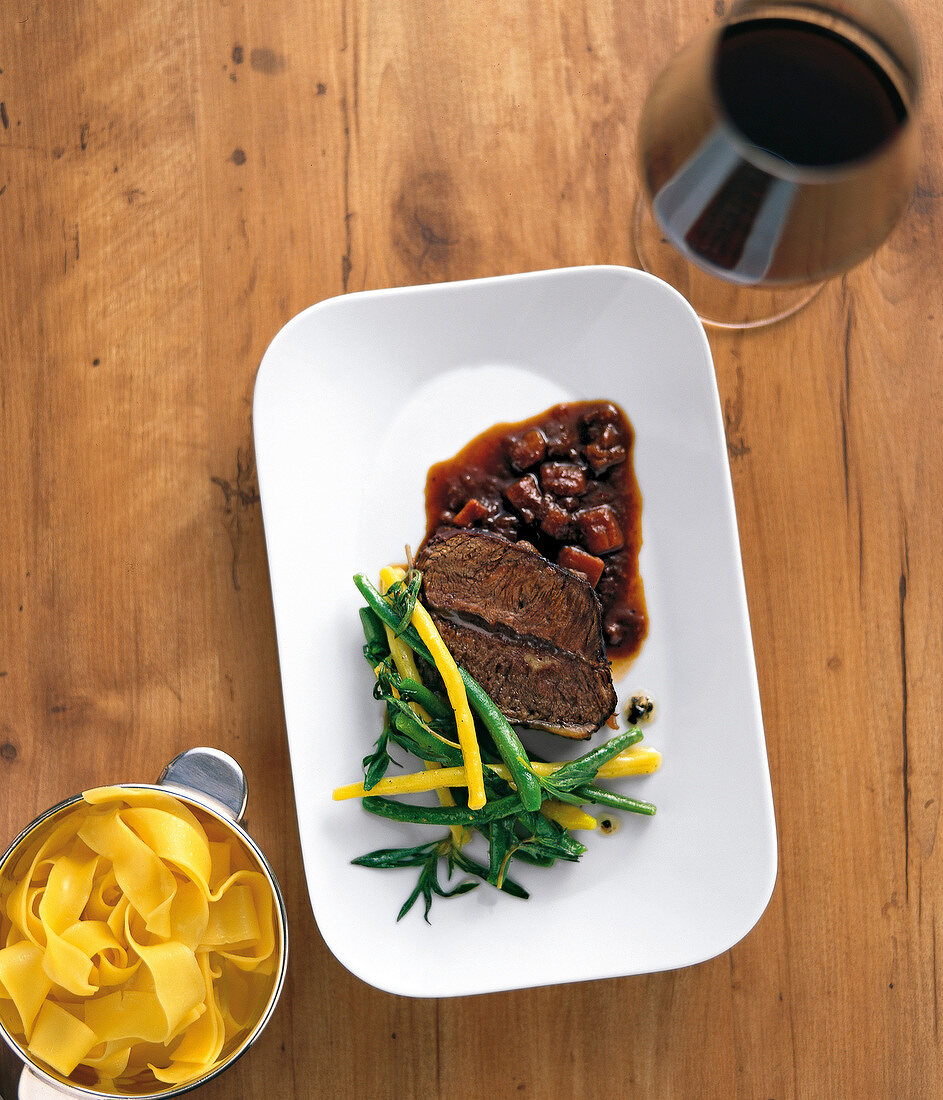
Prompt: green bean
<box><xmin>391</xmin><ymin>711</ymin><xmax>463</xmax><ymax>767</ymax></box>
<box><xmin>361</xmin><ymin>793</ymin><xmax>522</xmax><ymax>827</ymax></box>
<box><xmin>353</xmin><ymin>573</ymin><xmax>543</xmax><ymax>811</ymax></box>
<box><xmin>398</xmin><ymin>677</ymin><xmax>452</xmax><ymax>720</ymax></box>
<box><xmin>549</xmin><ymin>729</ymin><xmax>644</xmax><ymax>788</ymax></box>
<box><xmin>575</xmin><ymin>784</ymin><xmax>657</xmax><ymax>816</ymax></box>
<box><xmin>351</xmin><ymin>574</ymin><xmax>662</xmax><ymax>917</ymax></box>
<box><xmin>358</xmin><ymin>606</ymin><xmax>388</xmax><ymax>653</ymax></box>
<box><xmin>462</xmin><ymin>676</ymin><xmax>543</xmax><ymax>811</ymax></box>
<box><xmin>487</xmin><ymin>817</ymin><xmax>518</xmax><ymax>887</ymax></box>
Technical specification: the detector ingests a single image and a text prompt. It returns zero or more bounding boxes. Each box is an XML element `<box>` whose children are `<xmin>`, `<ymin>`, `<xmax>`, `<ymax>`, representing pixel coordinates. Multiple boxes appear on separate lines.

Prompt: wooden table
<box><xmin>1</xmin><ymin>1</ymin><xmax>939</xmax><ymax>1096</ymax></box>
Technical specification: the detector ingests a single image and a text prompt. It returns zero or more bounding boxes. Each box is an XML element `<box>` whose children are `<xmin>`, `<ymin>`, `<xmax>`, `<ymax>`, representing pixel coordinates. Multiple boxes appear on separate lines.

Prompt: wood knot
<box><xmin>392</xmin><ymin>170</ymin><xmax>472</xmax><ymax>280</ymax></box>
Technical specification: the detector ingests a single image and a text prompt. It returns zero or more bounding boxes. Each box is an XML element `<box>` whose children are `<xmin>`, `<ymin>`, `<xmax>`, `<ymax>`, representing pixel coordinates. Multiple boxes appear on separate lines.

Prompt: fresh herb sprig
<box><xmin>538</xmin><ymin>729</ymin><xmax>644</xmax><ymax>805</ymax></box>
<box><xmin>351</xmin><ymin>836</ymin><xmax>525</xmax><ymax>922</ymax></box>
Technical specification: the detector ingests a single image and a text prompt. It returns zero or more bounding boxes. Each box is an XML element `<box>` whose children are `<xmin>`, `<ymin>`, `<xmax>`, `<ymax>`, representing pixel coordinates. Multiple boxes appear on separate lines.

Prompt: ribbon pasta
<box><xmin>0</xmin><ymin>787</ymin><xmax>279</xmax><ymax>1092</ymax></box>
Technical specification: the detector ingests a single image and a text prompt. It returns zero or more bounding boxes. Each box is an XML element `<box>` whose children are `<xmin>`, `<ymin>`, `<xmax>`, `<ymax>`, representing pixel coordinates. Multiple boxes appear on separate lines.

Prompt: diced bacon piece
<box><xmin>506</xmin><ymin>428</ymin><xmax>547</xmax><ymax>471</ymax></box>
<box><xmin>452</xmin><ymin>498</ymin><xmax>490</xmax><ymax>527</ymax></box>
<box><xmin>558</xmin><ymin>545</ymin><xmax>605</xmax><ymax>588</ymax></box>
<box><xmin>576</xmin><ymin>504</ymin><xmax>624</xmax><ymax>555</ymax></box>
<box><xmin>539</xmin><ymin>461</ymin><xmax>587</xmax><ymax>498</ymax></box>
<box><xmin>538</xmin><ymin>499</ymin><xmax>571</xmax><ymax>539</ymax></box>
<box><xmin>544</xmin><ymin>419</ymin><xmax>579</xmax><ymax>458</ymax></box>
<box><xmin>584</xmin><ymin>435</ymin><xmax>627</xmax><ymax>473</ymax></box>
<box><xmin>504</xmin><ymin>474</ymin><xmax>542</xmax><ymax>522</ymax></box>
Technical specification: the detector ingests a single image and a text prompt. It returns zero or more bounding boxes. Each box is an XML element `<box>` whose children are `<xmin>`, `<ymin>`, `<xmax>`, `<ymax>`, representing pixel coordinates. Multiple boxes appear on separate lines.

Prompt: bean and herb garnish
<box><xmin>337</xmin><ymin>569</ymin><xmax>661</xmax><ymax>921</ymax></box>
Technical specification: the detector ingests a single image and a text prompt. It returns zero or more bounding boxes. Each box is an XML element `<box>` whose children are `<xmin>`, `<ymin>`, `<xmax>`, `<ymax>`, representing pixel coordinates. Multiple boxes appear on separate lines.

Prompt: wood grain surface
<box><xmin>1</xmin><ymin>1</ymin><xmax>940</xmax><ymax>1097</ymax></box>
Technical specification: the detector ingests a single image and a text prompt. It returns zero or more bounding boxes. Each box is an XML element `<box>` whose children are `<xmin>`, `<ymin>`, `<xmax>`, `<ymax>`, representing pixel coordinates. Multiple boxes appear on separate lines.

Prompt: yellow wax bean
<box><xmin>334</xmin><ymin>767</ymin><xmax>469</xmax><ymax>801</ymax></box>
<box><xmin>541</xmin><ymin>801</ymin><xmax>598</xmax><ymax>831</ymax></box>
<box><xmin>595</xmin><ymin>746</ymin><xmax>662</xmax><ymax>776</ymax></box>
<box><xmin>407</xmin><ymin>596</ymin><xmax>486</xmax><ymax>811</ymax></box>
<box><xmin>333</xmin><ymin>745</ymin><xmax>661</xmax><ymax>801</ymax></box>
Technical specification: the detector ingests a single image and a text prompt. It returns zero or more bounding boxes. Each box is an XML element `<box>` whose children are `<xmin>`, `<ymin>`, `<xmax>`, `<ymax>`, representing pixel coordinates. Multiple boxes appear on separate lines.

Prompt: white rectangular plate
<box><xmin>253</xmin><ymin>266</ymin><xmax>776</xmax><ymax>997</ymax></box>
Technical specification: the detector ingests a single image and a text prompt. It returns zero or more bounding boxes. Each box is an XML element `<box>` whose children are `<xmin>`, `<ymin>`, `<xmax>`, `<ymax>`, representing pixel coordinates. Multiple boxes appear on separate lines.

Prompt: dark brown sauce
<box><xmin>423</xmin><ymin>401</ymin><xmax>648</xmax><ymax>664</ymax></box>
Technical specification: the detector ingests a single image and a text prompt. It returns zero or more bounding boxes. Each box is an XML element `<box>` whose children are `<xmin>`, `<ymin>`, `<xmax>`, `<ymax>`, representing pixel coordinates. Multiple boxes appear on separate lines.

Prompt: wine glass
<box><xmin>633</xmin><ymin>0</ymin><xmax>922</xmax><ymax>329</ymax></box>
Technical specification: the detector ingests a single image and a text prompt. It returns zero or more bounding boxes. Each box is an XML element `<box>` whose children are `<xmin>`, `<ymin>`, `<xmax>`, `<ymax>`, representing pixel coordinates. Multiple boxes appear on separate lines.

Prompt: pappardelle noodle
<box><xmin>0</xmin><ymin>788</ymin><xmax>279</xmax><ymax>1094</ymax></box>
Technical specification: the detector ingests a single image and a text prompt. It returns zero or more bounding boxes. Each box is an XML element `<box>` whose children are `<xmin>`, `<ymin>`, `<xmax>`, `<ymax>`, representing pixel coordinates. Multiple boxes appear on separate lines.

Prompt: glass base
<box><xmin>632</xmin><ymin>195</ymin><xmax>824</xmax><ymax>330</ymax></box>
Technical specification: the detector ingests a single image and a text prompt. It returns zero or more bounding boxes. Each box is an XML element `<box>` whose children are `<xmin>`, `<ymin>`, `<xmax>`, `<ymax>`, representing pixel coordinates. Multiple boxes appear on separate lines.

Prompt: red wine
<box><xmin>715</xmin><ymin>18</ymin><xmax>908</xmax><ymax>167</ymax></box>
<box><xmin>644</xmin><ymin>13</ymin><xmax>915</xmax><ymax>281</ymax></box>
<box><xmin>637</xmin><ymin>1</ymin><xmax>920</xmax><ymax>299</ymax></box>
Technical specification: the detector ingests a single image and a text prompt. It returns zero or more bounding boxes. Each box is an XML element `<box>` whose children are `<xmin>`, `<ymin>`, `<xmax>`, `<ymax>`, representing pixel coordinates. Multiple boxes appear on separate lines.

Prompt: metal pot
<box><xmin>0</xmin><ymin>748</ymin><xmax>289</xmax><ymax>1099</ymax></box>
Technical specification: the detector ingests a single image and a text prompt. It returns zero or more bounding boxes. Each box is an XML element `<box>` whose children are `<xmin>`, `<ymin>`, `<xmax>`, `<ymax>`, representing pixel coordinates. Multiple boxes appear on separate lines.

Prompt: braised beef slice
<box><xmin>432</xmin><ymin>619</ymin><xmax>615</xmax><ymax>739</ymax></box>
<box><xmin>415</xmin><ymin>528</ymin><xmax>617</xmax><ymax>738</ymax></box>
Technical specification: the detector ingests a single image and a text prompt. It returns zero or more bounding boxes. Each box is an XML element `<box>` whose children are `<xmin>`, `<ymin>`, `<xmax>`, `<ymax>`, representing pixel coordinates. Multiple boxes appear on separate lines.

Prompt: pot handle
<box><xmin>157</xmin><ymin>747</ymin><xmax>248</xmax><ymax>823</ymax></box>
